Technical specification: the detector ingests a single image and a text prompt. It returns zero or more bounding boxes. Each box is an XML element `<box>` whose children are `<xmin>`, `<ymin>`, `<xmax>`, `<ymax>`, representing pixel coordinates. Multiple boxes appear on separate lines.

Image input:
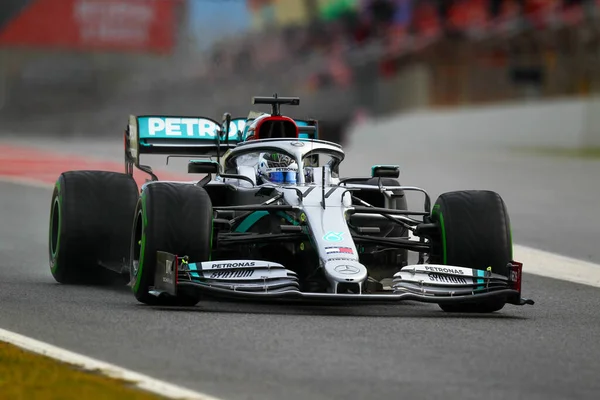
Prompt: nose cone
<box><xmin>323</xmin><ymin>259</ymin><xmax>368</xmax><ymax>285</ymax></box>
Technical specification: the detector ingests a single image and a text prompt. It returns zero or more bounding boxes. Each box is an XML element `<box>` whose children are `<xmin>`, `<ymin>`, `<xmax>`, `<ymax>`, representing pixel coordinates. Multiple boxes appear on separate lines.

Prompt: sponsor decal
<box><xmin>209</xmin><ymin>269</ymin><xmax>254</xmax><ymax>279</ymax></box>
<box><xmin>428</xmin><ymin>273</ymin><xmax>467</xmax><ymax>284</ymax></box>
<box><xmin>138</xmin><ymin>117</ymin><xmax>244</xmax><ymax>140</ymax></box>
<box><xmin>323</xmin><ymin>231</ymin><xmax>344</xmax><ymax>242</ymax></box>
<box><xmin>267</xmin><ymin>167</ymin><xmax>297</xmax><ymax>172</ymax></box>
<box><xmin>325</xmin><ymin>247</ymin><xmax>353</xmax><ymax>255</ymax></box>
<box><xmin>334</xmin><ymin>265</ymin><xmax>360</xmax><ymax>275</ymax></box>
<box><xmin>161</xmin><ymin>259</ymin><xmax>174</xmax><ymax>284</ymax></box>
<box><xmin>424</xmin><ymin>266</ymin><xmax>464</xmax><ymax>275</ymax></box>
<box><xmin>211</xmin><ymin>261</ymin><xmax>256</xmax><ymax>269</ymax></box>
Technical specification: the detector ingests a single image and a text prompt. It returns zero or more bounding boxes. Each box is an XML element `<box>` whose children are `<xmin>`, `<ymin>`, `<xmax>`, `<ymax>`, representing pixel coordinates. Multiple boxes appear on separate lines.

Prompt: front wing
<box><xmin>150</xmin><ymin>252</ymin><xmax>534</xmax><ymax>306</ymax></box>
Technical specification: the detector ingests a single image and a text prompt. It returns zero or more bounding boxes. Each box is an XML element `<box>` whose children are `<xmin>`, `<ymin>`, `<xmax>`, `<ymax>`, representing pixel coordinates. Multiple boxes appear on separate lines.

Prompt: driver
<box><xmin>257</xmin><ymin>152</ymin><xmax>298</xmax><ymax>184</ymax></box>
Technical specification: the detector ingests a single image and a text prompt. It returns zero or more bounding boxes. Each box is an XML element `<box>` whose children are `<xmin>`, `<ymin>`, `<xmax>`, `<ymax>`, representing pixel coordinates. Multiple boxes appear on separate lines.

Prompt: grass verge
<box><xmin>0</xmin><ymin>342</ymin><xmax>167</xmax><ymax>400</ymax></box>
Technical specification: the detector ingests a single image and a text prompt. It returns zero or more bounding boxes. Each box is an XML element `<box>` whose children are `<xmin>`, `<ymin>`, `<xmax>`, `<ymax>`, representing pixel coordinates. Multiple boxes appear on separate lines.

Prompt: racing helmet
<box><xmin>257</xmin><ymin>152</ymin><xmax>298</xmax><ymax>184</ymax></box>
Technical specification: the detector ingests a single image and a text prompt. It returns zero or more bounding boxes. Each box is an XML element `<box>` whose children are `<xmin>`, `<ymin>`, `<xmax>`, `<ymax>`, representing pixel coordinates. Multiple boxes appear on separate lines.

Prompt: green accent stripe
<box><xmin>234</xmin><ymin>210</ymin><xmax>299</xmax><ymax>235</ymax></box>
<box><xmin>133</xmin><ymin>196</ymin><xmax>147</xmax><ymax>293</ymax></box>
<box><xmin>432</xmin><ymin>205</ymin><xmax>447</xmax><ymax>264</ymax></box>
<box><xmin>235</xmin><ymin>211</ymin><xmax>269</xmax><ymax>233</ymax></box>
<box><xmin>209</xmin><ymin>217</ymin><xmax>214</xmax><ymax>261</ymax></box>
<box><xmin>277</xmin><ymin>211</ymin><xmax>298</xmax><ymax>226</ymax></box>
<box><xmin>189</xmin><ymin>263</ymin><xmax>201</xmax><ymax>279</ymax></box>
<box><xmin>476</xmin><ymin>269</ymin><xmax>485</xmax><ymax>286</ymax></box>
<box><xmin>509</xmin><ymin>227</ymin><xmax>514</xmax><ymax>259</ymax></box>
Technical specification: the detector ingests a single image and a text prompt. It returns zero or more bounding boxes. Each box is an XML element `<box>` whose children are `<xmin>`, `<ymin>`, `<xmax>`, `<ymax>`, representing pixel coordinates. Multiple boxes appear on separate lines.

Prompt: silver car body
<box><xmin>149</xmin><ymin>137</ymin><xmax>531</xmax><ymax>307</ymax></box>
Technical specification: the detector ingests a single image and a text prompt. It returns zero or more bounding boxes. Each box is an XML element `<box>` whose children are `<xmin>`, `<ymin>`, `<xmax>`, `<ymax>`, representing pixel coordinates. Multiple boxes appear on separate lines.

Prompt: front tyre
<box><xmin>429</xmin><ymin>190</ymin><xmax>513</xmax><ymax>313</ymax></box>
<box><xmin>130</xmin><ymin>183</ymin><xmax>213</xmax><ymax>306</ymax></box>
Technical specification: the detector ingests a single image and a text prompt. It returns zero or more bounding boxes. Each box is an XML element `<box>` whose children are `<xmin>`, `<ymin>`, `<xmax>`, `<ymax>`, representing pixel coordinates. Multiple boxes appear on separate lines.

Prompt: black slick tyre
<box><xmin>49</xmin><ymin>171</ymin><xmax>139</xmax><ymax>284</ymax></box>
<box><xmin>130</xmin><ymin>183</ymin><xmax>213</xmax><ymax>306</ymax></box>
<box><xmin>429</xmin><ymin>190</ymin><xmax>512</xmax><ymax>313</ymax></box>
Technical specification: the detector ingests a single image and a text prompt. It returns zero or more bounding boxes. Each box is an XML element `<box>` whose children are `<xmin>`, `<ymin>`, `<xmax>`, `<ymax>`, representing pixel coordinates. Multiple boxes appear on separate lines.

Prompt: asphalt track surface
<box><xmin>1</xmin><ymin>132</ymin><xmax>600</xmax><ymax>400</ymax></box>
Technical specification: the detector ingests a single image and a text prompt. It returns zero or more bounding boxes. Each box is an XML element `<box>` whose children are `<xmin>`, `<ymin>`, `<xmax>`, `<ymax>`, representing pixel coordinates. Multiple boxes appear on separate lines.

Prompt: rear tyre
<box><xmin>130</xmin><ymin>183</ymin><xmax>213</xmax><ymax>306</ymax></box>
<box><xmin>49</xmin><ymin>171</ymin><xmax>139</xmax><ymax>285</ymax></box>
<box><xmin>429</xmin><ymin>190</ymin><xmax>512</xmax><ymax>313</ymax></box>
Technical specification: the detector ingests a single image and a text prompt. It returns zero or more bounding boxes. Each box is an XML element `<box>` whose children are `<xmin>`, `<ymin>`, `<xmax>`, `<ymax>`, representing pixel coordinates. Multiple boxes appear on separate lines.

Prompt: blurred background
<box><xmin>0</xmin><ymin>0</ymin><xmax>599</xmax><ymax>146</ymax></box>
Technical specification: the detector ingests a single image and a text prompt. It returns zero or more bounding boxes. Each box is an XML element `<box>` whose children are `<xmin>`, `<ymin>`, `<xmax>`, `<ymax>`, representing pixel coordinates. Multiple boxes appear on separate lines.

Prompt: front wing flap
<box><xmin>152</xmin><ymin>252</ymin><xmax>300</xmax><ymax>297</ymax></box>
<box><xmin>152</xmin><ymin>253</ymin><xmax>534</xmax><ymax>307</ymax></box>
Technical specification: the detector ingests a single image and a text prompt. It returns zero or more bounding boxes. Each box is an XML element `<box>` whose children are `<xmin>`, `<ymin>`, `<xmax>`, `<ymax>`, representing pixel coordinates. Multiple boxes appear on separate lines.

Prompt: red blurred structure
<box><xmin>0</xmin><ymin>0</ymin><xmax>179</xmax><ymax>53</ymax></box>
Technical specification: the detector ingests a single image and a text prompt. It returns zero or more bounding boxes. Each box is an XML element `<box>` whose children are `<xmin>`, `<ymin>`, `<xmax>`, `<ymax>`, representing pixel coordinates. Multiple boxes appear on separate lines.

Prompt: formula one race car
<box><xmin>48</xmin><ymin>95</ymin><xmax>534</xmax><ymax>312</ymax></box>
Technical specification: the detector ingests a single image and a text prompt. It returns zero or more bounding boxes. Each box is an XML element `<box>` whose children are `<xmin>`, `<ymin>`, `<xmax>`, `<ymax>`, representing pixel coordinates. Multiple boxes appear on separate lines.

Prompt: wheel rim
<box><xmin>131</xmin><ymin>210</ymin><xmax>143</xmax><ymax>278</ymax></box>
<box><xmin>50</xmin><ymin>197</ymin><xmax>60</xmax><ymax>257</ymax></box>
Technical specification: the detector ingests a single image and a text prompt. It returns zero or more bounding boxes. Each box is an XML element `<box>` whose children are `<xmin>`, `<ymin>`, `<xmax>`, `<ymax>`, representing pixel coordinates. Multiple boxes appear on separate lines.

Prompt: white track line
<box><xmin>514</xmin><ymin>245</ymin><xmax>600</xmax><ymax>288</ymax></box>
<box><xmin>0</xmin><ymin>177</ymin><xmax>223</xmax><ymax>399</ymax></box>
<box><xmin>0</xmin><ymin>328</ymin><xmax>222</xmax><ymax>400</ymax></box>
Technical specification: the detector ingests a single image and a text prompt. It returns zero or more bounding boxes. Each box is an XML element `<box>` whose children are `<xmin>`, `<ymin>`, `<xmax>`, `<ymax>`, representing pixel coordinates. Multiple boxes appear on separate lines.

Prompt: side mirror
<box><xmin>188</xmin><ymin>160</ymin><xmax>220</xmax><ymax>175</ymax></box>
<box><xmin>371</xmin><ymin>165</ymin><xmax>400</xmax><ymax>179</ymax></box>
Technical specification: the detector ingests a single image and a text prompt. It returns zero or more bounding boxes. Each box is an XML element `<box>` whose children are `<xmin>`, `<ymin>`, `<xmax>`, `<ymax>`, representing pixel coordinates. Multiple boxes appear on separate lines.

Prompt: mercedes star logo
<box><xmin>334</xmin><ymin>265</ymin><xmax>360</xmax><ymax>275</ymax></box>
